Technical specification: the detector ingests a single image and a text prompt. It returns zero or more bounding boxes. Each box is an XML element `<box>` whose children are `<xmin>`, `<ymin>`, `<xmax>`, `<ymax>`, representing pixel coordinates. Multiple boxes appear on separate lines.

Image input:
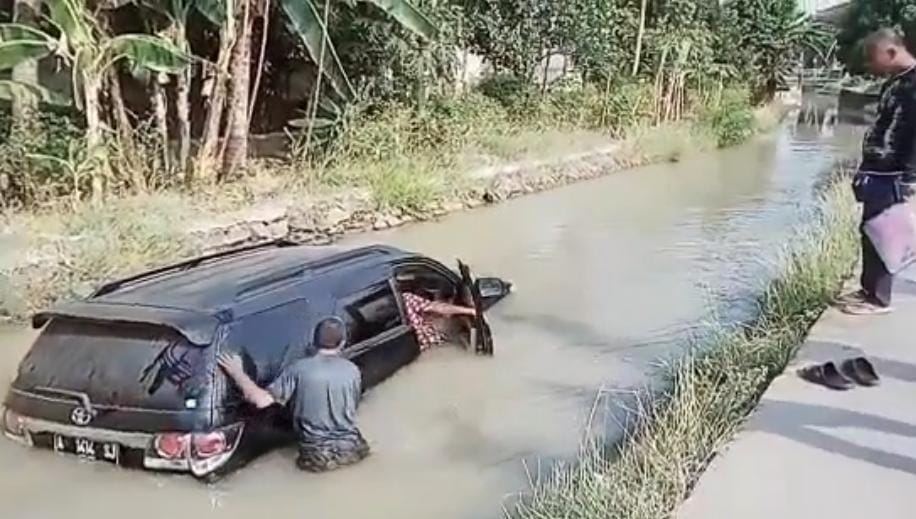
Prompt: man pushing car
<box><xmin>217</xmin><ymin>316</ymin><xmax>370</xmax><ymax>472</ymax></box>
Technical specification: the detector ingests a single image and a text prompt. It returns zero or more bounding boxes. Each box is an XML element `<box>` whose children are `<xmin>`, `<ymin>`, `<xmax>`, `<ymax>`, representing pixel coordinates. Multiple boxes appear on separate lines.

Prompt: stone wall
<box><xmin>187</xmin><ymin>143</ymin><xmax>642</xmax><ymax>253</ymax></box>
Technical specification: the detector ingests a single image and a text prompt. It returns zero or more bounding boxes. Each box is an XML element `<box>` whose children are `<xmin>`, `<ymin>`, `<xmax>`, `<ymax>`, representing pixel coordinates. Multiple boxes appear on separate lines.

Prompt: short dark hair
<box><xmin>864</xmin><ymin>28</ymin><xmax>906</xmax><ymax>53</ymax></box>
<box><xmin>314</xmin><ymin>317</ymin><xmax>347</xmax><ymax>350</ymax></box>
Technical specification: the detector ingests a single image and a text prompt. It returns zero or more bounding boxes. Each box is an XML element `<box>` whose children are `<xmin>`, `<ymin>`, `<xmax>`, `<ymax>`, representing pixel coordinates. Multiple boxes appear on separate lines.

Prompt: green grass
<box><xmin>2</xmin><ymin>194</ymin><xmax>199</xmax><ymax>320</ymax></box>
<box><xmin>623</xmin><ymin>123</ymin><xmax>718</xmax><ymax>164</ymax></box>
<box><xmin>514</xmin><ymin>170</ymin><xmax>859</xmax><ymax>519</ymax></box>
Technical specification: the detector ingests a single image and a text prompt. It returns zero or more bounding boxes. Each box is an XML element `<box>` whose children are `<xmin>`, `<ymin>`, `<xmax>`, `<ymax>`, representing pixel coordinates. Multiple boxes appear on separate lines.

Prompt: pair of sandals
<box><xmin>797</xmin><ymin>357</ymin><xmax>880</xmax><ymax>390</ymax></box>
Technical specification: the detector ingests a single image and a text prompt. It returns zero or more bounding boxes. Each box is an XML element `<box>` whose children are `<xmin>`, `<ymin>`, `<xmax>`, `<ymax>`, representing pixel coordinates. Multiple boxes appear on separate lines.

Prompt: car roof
<box><xmin>32</xmin><ymin>242</ymin><xmax>417</xmax><ymax>345</ymax></box>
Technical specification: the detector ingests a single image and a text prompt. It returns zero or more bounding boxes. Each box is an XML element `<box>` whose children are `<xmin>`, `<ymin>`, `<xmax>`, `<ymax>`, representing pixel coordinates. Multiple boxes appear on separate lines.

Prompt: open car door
<box><xmin>457</xmin><ymin>261</ymin><xmax>492</xmax><ymax>355</ymax></box>
<box><xmin>457</xmin><ymin>261</ymin><xmax>512</xmax><ymax>355</ymax></box>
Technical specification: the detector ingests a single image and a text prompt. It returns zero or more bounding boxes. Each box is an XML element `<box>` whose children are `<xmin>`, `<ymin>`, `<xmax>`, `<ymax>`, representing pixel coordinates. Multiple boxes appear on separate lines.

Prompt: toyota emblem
<box><xmin>70</xmin><ymin>407</ymin><xmax>94</xmax><ymax>426</ymax></box>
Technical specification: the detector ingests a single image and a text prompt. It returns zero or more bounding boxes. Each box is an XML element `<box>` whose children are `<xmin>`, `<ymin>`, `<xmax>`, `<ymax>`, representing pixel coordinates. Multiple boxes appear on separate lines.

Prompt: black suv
<box><xmin>1</xmin><ymin>241</ymin><xmax>511</xmax><ymax>480</ymax></box>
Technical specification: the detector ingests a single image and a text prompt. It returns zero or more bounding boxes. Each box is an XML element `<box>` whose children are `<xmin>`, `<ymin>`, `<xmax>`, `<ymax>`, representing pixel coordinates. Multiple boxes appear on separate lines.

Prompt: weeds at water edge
<box><xmin>513</xmin><ymin>173</ymin><xmax>858</xmax><ymax>519</ymax></box>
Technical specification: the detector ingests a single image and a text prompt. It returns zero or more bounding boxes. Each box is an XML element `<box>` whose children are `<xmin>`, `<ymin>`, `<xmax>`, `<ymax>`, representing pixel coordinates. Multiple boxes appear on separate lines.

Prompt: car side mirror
<box><xmin>475</xmin><ymin>277</ymin><xmax>512</xmax><ymax>299</ymax></box>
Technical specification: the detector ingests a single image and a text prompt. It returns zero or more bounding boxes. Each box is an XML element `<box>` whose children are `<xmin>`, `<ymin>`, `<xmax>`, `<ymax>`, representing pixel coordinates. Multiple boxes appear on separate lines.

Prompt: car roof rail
<box><xmin>91</xmin><ymin>239</ymin><xmax>301</xmax><ymax>298</ymax></box>
<box><xmin>233</xmin><ymin>246</ymin><xmax>391</xmax><ymax>300</ymax></box>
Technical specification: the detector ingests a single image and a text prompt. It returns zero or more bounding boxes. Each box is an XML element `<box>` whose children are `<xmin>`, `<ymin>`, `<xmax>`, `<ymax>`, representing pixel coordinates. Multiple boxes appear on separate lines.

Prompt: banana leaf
<box><xmin>46</xmin><ymin>0</ymin><xmax>94</xmax><ymax>49</ymax></box>
<box><xmin>104</xmin><ymin>34</ymin><xmax>191</xmax><ymax>73</ymax></box>
<box><xmin>280</xmin><ymin>0</ymin><xmax>355</xmax><ymax>98</ymax></box>
<box><xmin>0</xmin><ymin>40</ymin><xmax>56</xmax><ymax>70</ymax></box>
<box><xmin>194</xmin><ymin>0</ymin><xmax>227</xmax><ymax>26</ymax></box>
<box><xmin>363</xmin><ymin>0</ymin><xmax>436</xmax><ymax>39</ymax></box>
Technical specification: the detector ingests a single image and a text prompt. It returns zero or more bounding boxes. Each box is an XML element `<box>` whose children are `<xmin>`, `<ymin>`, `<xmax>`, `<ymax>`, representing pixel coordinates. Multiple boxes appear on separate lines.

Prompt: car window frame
<box><xmin>393</xmin><ymin>260</ymin><xmax>462</xmax><ymax>300</ymax></box>
<box><xmin>392</xmin><ymin>258</ymin><xmax>461</xmax><ymax>286</ymax></box>
<box><xmin>340</xmin><ymin>278</ymin><xmax>413</xmax><ymax>359</ymax></box>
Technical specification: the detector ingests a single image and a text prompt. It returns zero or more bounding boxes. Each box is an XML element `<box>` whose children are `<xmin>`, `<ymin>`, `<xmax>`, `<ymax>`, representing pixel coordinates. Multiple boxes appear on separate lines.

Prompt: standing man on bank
<box><xmin>839</xmin><ymin>28</ymin><xmax>916</xmax><ymax>315</ymax></box>
<box><xmin>218</xmin><ymin>316</ymin><xmax>370</xmax><ymax>472</ymax></box>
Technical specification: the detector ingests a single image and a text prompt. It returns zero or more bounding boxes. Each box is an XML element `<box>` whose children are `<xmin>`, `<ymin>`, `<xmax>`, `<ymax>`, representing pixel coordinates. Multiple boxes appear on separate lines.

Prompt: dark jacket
<box><xmin>859</xmin><ymin>66</ymin><xmax>916</xmax><ymax>179</ymax></box>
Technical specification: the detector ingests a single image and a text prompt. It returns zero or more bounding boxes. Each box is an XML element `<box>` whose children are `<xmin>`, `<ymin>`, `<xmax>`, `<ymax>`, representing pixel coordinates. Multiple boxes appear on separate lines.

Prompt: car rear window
<box><xmin>15</xmin><ymin>318</ymin><xmax>212</xmax><ymax>411</ymax></box>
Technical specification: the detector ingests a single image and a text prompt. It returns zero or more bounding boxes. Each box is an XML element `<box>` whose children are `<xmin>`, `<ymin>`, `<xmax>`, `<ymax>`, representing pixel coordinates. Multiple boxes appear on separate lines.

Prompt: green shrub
<box><xmin>413</xmin><ymin>93</ymin><xmax>511</xmax><ymax>150</ymax></box>
<box><xmin>0</xmin><ymin>111</ymin><xmax>83</xmax><ymax>208</ymax></box>
<box><xmin>476</xmin><ymin>73</ymin><xmax>535</xmax><ymax>110</ymax></box>
<box><xmin>700</xmin><ymin>87</ymin><xmax>757</xmax><ymax>148</ymax></box>
<box><xmin>601</xmin><ymin>81</ymin><xmax>655</xmax><ymax>134</ymax></box>
<box><xmin>366</xmin><ymin>158</ymin><xmax>446</xmax><ymax>211</ymax></box>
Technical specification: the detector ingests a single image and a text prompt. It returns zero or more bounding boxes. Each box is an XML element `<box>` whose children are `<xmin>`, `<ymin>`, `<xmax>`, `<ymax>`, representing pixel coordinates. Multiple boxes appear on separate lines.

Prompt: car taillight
<box><xmin>191</xmin><ymin>431</ymin><xmax>227</xmax><ymax>459</ymax></box>
<box><xmin>153</xmin><ymin>432</ymin><xmax>189</xmax><ymax>460</ymax></box>
<box><xmin>2</xmin><ymin>408</ymin><xmax>25</xmax><ymax>437</ymax></box>
<box><xmin>2</xmin><ymin>408</ymin><xmax>31</xmax><ymax>446</ymax></box>
<box><xmin>145</xmin><ymin>423</ymin><xmax>244</xmax><ymax>477</ymax></box>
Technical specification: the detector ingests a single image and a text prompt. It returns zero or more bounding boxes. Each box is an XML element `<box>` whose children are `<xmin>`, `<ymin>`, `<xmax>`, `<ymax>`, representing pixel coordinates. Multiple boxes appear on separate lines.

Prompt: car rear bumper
<box><xmin>4</xmin><ymin>411</ymin><xmax>231</xmax><ymax>475</ymax></box>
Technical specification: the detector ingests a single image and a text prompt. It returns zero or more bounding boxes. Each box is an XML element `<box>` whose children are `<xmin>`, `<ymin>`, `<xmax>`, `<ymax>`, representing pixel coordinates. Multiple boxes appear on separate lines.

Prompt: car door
<box><xmin>456</xmin><ymin>261</ymin><xmax>497</xmax><ymax>355</ymax></box>
<box><xmin>337</xmin><ymin>280</ymin><xmax>420</xmax><ymax>389</ymax></box>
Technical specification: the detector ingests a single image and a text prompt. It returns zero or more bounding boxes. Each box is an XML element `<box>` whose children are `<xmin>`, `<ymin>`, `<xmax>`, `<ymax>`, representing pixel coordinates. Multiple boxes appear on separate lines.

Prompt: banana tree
<box><xmin>129</xmin><ymin>0</ymin><xmax>436</xmax><ymax>179</ymax></box>
<box><xmin>10</xmin><ymin>0</ymin><xmax>43</xmax><ymax>132</ymax></box>
<box><xmin>280</xmin><ymin>0</ymin><xmax>437</xmax><ymax>98</ymax></box>
<box><xmin>140</xmin><ymin>0</ymin><xmax>228</xmax><ymax>178</ymax></box>
<box><xmin>0</xmin><ymin>0</ymin><xmax>190</xmax><ymax>200</ymax></box>
<box><xmin>218</xmin><ymin>0</ymin><xmax>438</xmax><ymax>176</ymax></box>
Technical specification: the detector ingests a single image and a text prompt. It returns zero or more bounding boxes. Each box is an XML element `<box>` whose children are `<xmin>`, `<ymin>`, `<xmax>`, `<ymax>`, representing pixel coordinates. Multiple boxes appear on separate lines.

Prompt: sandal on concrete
<box><xmin>841</xmin><ymin>357</ymin><xmax>880</xmax><ymax>386</ymax></box>
<box><xmin>840</xmin><ymin>301</ymin><xmax>893</xmax><ymax>315</ymax></box>
<box><xmin>834</xmin><ymin>290</ymin><xmax>868</xmax><ymax>305</ymax></box>
<box><xmin>798</xmin><ymin>362</ymin><xmax>854</xmax><ymax>391</ymax></box>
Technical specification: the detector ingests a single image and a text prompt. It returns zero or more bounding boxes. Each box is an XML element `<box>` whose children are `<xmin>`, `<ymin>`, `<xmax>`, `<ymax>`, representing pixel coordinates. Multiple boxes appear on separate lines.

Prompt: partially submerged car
<box><xmin>1</xmin><ymin>240</ymin><xmax>511</xmax><ymax>480</ymax></box>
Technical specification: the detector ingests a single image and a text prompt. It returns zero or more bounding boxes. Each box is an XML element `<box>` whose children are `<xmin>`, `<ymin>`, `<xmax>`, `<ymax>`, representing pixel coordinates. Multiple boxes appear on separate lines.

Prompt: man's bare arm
<box><xmin>217</xmin><ymin>353</ymin><xmax>276</xmax><ymax>409</ymax></box>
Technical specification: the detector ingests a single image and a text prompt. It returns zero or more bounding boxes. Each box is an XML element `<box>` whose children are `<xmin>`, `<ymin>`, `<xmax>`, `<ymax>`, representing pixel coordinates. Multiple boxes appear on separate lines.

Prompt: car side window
<box><xmin>226</xmin><ymin>300</ymin><xmax>310</xmax><ymax>385</ymax></box>
<box><xmin>395</xmin><ymin>264</ymin><xmax>457</xmax><ymax>301</ymax></box>
<box><xmin>339</xmin><ymin>283</ymin><xmax>403</xmax><ymax>346</ymax></box>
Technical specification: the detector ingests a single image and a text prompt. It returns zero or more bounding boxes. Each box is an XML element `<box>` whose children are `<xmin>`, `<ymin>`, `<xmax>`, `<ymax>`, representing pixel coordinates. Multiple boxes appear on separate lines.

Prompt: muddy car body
<box><xmin>1</xmin><ymin>241</ymin><xmax>510</xmax><ymax>480</ymax></box>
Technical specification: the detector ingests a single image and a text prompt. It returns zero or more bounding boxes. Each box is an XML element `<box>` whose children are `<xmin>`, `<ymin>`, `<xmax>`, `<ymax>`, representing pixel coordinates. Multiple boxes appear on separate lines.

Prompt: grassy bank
<box><xmin>0</xmin><ymin>86</ymin><xmax>774</xmax><ymax>320</ymax></box>
<box><xmin>514</xmin><ymin>167</ymin><xmax>859</xmax><ymax>519</ymax></box>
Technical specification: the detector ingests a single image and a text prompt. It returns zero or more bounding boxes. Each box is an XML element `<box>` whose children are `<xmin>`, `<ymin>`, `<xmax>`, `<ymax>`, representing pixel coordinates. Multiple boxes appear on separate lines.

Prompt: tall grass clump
<box><xmin>699</xmin><ymin>87</ymin><xmax>758</xmax><ymax>148</ymax></box>
<box><xmin>515</xmin><ymin>169</ymin><xmax>858</xmax><ymax>519</ymax></box>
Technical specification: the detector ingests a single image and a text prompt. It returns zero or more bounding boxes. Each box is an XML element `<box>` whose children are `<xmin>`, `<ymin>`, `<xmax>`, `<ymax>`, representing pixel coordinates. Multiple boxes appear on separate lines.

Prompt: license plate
<box><xmin>53</xmin><ymin>434</ymin><xmax>120</xmax><ymax>464</ymax></box>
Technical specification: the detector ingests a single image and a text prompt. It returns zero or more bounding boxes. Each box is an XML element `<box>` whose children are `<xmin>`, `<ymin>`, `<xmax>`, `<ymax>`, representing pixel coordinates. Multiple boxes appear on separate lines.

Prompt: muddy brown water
<box><xmin>0</xmin><ymin>103</ymin><xmax>863</xmax><ymax>519</ymax></box>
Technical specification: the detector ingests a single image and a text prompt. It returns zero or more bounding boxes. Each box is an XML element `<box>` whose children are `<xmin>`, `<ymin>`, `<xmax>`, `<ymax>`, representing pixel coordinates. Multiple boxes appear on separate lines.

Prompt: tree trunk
<box><xmin>176</xmin><ymin>64</ymin><xmax>191</xmax><ymax>181</ymax></box>
<box><xmin>108</xmin><ymin>70</ymin><xmax>133</xmax><ymax>144</ymax></box>
<box><xmin>632</xmin><ymin>0</ymin><xmax>649</xmax><ymax>76</ymax></box>
<box><xmin>10</xmin><ymin>0</ymin><xmax>42</xmax><ymax>136</ymax></box>
<box><xmin>107</xmin><ymin>70</ymin><xmax>146</xmax><ymax>193</ymax></box>
<box><xmin>84</xmin><ymin>76</ymin><xmax>106</xmax><ymax>204</ymax></box>
<box><xmin>221</xmin><ymin>0</ymin><xmax>253</xmax><ymax>179</ymax></box>
<box><xmin>196</xmin><ymin>23</ymin><xmax>234</xmax><ymax>183</ymax></box>
<box><xmin>152</xmin><ymin>74</ymin><xmax>171</xmax><ymax>175</ymax></box>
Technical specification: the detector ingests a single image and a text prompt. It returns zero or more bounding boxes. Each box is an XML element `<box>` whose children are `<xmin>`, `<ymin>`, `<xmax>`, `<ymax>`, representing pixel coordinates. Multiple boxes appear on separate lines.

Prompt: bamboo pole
<box><xmin>632</xmin><ymin>0</ymin><xmax>649</xmax><ymax>76</ymax></box>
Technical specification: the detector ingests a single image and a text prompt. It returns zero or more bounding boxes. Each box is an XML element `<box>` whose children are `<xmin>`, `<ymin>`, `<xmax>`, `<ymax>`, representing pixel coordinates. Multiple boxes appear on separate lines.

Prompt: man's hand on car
<box><xmin>217</xmin><ymin>352</ymin><xmax>277</xmax><ymax>409</ymax></box>
<box><xmin>217</xmin><ymin>352</ymin><xmax>245</xmax><ymax>377</ymax></box>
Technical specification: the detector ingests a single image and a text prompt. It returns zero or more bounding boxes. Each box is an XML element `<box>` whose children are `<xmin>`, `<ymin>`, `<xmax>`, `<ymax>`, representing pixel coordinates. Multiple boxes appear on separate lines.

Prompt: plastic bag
<box><xmin>863</xmin><ymin>202</ymin><xmax>916</xmax><ymax>274</ymax></box>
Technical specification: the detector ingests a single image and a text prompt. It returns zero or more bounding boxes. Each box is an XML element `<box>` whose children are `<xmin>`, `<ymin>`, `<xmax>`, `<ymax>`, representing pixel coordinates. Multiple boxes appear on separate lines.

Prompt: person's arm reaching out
<box><xmin>217</xmin><ymin>353</ymin><xmax>276</xmax><ymax>409</ymax></box>
<box><xmin>426</xmin><ymin>300</ymin><xmax>476</xmax><ymax>317</ymax></box>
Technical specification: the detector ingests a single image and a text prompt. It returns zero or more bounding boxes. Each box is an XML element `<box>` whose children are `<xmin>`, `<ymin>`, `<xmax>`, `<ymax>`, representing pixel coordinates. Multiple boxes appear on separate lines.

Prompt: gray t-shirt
<box><xmin>267</xmin><ymin>355</ymin><xmax>362</xmax><ymax>444</ymax></box>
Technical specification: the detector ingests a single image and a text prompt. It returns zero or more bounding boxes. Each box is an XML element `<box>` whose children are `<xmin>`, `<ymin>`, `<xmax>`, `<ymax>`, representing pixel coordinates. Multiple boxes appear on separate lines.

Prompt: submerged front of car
<box><xmin>1</xmin><ymin>312</ymin><xmax>245</xmax><ymax>479</ymax></box>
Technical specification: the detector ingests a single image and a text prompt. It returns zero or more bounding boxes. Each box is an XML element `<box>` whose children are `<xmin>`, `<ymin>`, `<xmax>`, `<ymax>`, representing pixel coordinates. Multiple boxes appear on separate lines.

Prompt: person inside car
<box><xmin>217</xmin><ymin>316</ymin><xmax>370</xmax><ymax>472</ymax></box>
<box><xmin>400</xmin><ymin>288</ymin><xmax>476</xmax><ymax>351</ymax></box>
